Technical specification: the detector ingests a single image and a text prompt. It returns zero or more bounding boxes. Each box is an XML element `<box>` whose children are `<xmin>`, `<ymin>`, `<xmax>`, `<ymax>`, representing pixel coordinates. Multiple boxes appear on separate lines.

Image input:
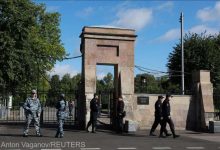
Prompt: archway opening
<box><xmin>96</xmin><ymin>64</ymin><xmax>117</xmax><ymax>129</ymax></box>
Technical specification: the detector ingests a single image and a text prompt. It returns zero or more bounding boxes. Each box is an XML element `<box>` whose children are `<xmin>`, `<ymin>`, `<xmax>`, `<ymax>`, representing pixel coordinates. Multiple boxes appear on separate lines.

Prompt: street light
<box><xmin>140</xmin><ymin>76</ymin><xmax>147</xmax><ymax>93</ymax></box>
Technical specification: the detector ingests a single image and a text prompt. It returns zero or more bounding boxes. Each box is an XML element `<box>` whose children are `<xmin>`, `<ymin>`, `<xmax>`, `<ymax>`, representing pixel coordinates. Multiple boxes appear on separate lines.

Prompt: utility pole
<box><xmin>180</xmin><ymin>12</ymin><xmax>185</xmax><ymax>95</ymax></box>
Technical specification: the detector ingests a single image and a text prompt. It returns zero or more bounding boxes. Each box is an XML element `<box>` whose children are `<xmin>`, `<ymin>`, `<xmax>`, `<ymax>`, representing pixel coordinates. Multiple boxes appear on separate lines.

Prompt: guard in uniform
<box><xmin>117</xmin><ymin>96</ymin><xmax>125</xmax><ymax>133</ymax></box>
<box><xmin>86</xmin><ymin>93</ymin><xmax>99</xmax><ymax>133</ymax></box>
<box><xmin>23</xmin><ymin>89</ymin><xmax>42</xmax><ymax>137</ymax></box>
<box><xmin>55</xmin><ymin>94</ymin><xmax>67</xmax><ymax>138</ymax></box>
<box><xmin>149</xmin><ymin>95</ymin><xmax>171</xmax><ymax>136</ymax></box>
<box><xmin>160</xmin><ymin>94</ymin><xmax>180</xmax><ymax>138</ymax></box>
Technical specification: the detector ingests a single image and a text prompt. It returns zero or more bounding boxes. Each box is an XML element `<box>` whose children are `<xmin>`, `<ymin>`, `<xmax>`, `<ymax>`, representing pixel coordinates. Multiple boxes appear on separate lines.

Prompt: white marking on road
<box><xmin>186</xmin><ymin>147</ymin><xmax>204</xmax><ymax>149</ymax></box>
<box><xmin>81</xmin><ymin>148</ymin><xmax>101</xmax><ymax>150</ymax></box>
<box><xmin>41</xmin><ymin>149</ymin><xmax>61</xmax><ymax>150</ymax></box>
<box><xmin>117</xmin><ymin>148</ymin><xmax>137</xmax><ymax>150</ymax></box>
<box><xmin>152</xmin><ymin>147</ymin><xmax>171</xmax><ymax>150</ymax></box>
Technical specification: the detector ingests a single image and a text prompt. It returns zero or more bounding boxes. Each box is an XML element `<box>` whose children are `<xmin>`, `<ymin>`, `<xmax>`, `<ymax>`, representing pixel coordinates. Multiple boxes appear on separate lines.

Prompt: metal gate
<box><xmin>213</xmin><ymin>93</ymin><xmax>220</xmax><ymax>121</ymax></box>
<box><xmin>97</xmin><ymin>90</ymin><xmax>117</xmax><ymax>129</ymax></box>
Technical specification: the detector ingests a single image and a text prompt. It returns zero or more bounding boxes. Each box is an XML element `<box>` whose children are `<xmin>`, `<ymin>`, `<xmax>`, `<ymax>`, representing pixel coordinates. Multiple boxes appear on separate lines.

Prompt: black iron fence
<box><xmin>98</xmin><ymin>90</ymin><xmax>113</xmax><ymax>115</ymax></box>
<box><xmin>214</xmin><ymin>94</ymin><xmax>220</xmax><ymax>111</ymax></box>
<box><xmin>0</xmin><ymin>105</ymin><xmax>76</xmax><ymax>125</ymax></box>
<box><xmin>208</xmin><ymin>93</ymin><xmax>220</xmax><ymax>121</ymax></box>
<box><xmin>205</xmin><ymin>112</ymin><xmax>220</xmax><ymax>121</ymax></box>
<box><xmin>0</xmin><ymin>90</ymin><xmax>78</xmax><ymax>125</ymax></box>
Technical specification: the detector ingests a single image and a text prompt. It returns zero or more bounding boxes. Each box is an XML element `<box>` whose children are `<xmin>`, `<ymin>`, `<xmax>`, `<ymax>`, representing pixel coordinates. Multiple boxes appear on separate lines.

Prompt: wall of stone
<box><xmin>132</xmin><ymin>94</ymin><xmax>193</xmax><ymax>130</ymax></box>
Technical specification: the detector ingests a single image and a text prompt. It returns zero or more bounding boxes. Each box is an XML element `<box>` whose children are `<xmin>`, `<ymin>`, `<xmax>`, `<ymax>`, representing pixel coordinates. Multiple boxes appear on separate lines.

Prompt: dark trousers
<box><xmin>117</xmin><ymin>116</ymin><xmax>123</xmax><ymax>133</ymax></box>
<box><xmin>86</xmin><ymin>112</ymin><xmax>97</xmax><ymax>132</ymax></box>
<box><xmin>160</xmin><ymin>117</ymin><xmax>175</xmax><ymax>136</ymax></box>
<box><xmin>150</xmin><ymin>116</ymin><xmax>168</xmax><ymax>134</ymax></box>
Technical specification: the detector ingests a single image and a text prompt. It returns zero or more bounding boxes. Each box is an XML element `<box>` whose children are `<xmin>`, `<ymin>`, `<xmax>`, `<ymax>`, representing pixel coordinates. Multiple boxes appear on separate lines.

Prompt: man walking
<box><xmin>23</xmin><ymin>89</ymin><xmax>42</xmax><ymax>137</ymax></box>
<box><xmin>86</xmin><ymin>93</ymin><xmax>99</xmax><ymax>133</ymax></box>
<box><xmin>160</xmin><ymin>94</ymin><xmax>180</xmax><ymax>138</ymax></box>
<box><xmin>149</xmin><ymin>95</ymin><xmax>171</xmax><ymax>136</ymax></box>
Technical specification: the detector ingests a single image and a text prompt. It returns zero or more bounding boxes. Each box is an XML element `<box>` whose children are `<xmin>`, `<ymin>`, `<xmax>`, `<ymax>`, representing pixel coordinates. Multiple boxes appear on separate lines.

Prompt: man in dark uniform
<box><xmin>149</xmin><ymin>95</ymin><xmax>171</xmax><ymax>136</ymax></box>
<box><xmin>86</xmin><ymin>93</ymin><xmax>99</xmax><ymax>133</ymax></box>
<box><xmin>117</xmin><ymin>96</ymin><xmax>125</xmax><ymax>133</ymax></box>
<box><xmin>160</xmin><ymin>94</ymin><xmax>180</xmax><ymax>138</ymax></box>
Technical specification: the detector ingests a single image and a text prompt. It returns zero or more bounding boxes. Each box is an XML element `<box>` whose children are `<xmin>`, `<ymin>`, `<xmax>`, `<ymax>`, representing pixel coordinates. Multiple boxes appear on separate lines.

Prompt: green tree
<box><xmin>46</xmin><ymin>75</ymin><xmax>60</xmax><ymax>106</ymax></box>
<box><xmin>135</xmin><ymin>73</ymin><xmax>160</xmax><ymax>93</ymax></box>
<box><xmin>97</xmin><ymin>73</ymin><xmax>114</xmax><ymax>92</ymax></box>
<box><xmin>0</xmin><ymin>0</ymin><xmax>65</xmax><ymax>93</ymax></box>
<box><xmin>167</xmin><ymin>32</ymin><xmax>220</xmax><ymax>94</ymax></box>
<box><xmin>60</xmin><ymin>74</ymin><xmax>71</xmax><ymax>92</ymax></box>
<box><xmin>134</xmin><ymin>74</ymin><xmax>180</xmax><ymax>94</ymax></box>
<box><xmin>70</xmin><ymin>73</ymin><xmax>81</xmax><ymax>92</ymax></box>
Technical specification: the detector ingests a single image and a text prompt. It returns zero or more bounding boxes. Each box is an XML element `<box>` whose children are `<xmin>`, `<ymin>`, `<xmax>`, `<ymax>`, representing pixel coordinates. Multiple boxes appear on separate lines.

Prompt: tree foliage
<box><xmin>0</xmin><ymin>0</ymin><xmax>65</xmax><ymax>93</ymax></box>
<box><xmin>167</xmin><ymin>32</ymin><xmax>220</xmax><ymax>94</ymax></box>
<box><xmin>46</xmin><ymin>74</ymin><xmax>81</xmax><ymax>106</ymax></box>
<box><xmin>134</xmin><ymin>73</ymin><xmax>180</xmax><ymax>94</ymax></box>
<box><xmin>97</xmin><ymin>73</ymin><xmax>114</xmax><ymax>92</ymax></box>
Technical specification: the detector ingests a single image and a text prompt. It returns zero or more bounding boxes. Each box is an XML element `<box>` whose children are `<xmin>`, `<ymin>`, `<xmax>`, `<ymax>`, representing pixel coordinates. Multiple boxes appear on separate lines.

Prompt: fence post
<box><xmin>40</xmin><ymin>109</ymin><xmax>43</xmax><ymax>125</ymax></box>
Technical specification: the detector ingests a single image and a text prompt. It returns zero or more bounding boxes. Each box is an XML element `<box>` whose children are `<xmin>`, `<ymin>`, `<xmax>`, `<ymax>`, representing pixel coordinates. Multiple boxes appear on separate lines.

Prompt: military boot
<box><xmin>55</xmin><ymin>132</ymin><xmax>59</xmax><ymax>138</ymax></box>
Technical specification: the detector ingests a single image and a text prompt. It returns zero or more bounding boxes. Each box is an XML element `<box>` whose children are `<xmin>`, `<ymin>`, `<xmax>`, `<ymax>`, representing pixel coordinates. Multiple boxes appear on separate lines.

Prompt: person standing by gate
<box><xmin>159</xmin><ymin>94</ymin><xmax>180</xmax><ymax>138</ymax></box>
<box><xmin>117</xmin><ymin>96</ymin><xmax>125</xmax><ymax>133</ymax></box>
<box><xmin>149</xmin><ymin>95</ymin><xmax>171</xmax><ymax>136</ymax></box>
<box><xmin>23</xmin><ymin>89</ymin><xmax>42</xmax><ymax>137</ymax></box>
<box><xmin>86</xmin><ymin>93</ymin><xmax>99</xmax><ymax>133</ymax></box>
<box><xmin>55</xmin><ymin>94</ymin><xmax>68</xmax><ymax>138</ymax></box>
<box><xmin>68</xmin><ymin>99</ymin><xmax>74</xmax><ymax>117</ymax></box>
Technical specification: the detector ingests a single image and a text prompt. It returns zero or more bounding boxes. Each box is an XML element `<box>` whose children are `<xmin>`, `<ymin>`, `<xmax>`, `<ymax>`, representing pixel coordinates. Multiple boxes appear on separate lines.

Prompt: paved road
<box><xmin>0</xmin><ymin>125</ymin><xmax>219</xmax><ymax>150</ymax></box>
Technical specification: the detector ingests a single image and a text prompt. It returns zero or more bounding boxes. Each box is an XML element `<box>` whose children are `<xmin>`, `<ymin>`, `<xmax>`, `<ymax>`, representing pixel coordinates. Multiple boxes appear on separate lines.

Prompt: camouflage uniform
<box><xmin>55</xmin><ymin>98</ymin><xmax>67</xmax><ymax>138</ymax></box>
<box><xmin>23</xmin><ymin>96</ymin><xmax>42</xmax><ymax>136</ymax></box>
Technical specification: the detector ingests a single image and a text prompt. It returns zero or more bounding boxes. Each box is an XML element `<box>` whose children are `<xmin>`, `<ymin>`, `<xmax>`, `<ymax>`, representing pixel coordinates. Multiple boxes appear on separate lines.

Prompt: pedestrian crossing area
<box><xmin>78</xmin><ymin>146</ymin><xmax>220</xmax><ymax>150</ymax></box>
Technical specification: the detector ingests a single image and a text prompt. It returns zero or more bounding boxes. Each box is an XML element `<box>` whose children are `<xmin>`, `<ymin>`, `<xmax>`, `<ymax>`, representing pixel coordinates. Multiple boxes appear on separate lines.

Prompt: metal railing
<box><xmin>0</xmin><ymin>106</ymin><xmax>76</xmax><ymax>125</ymax></box>
<box><xmin>0</xmin><ymin>106</ymin><xmax>25</xmax><ymax>122</ymax></box>
<box><xmin>205</xmin><ymin>112</ymin><xmax>220</xmax><ymax>121</ymax></box>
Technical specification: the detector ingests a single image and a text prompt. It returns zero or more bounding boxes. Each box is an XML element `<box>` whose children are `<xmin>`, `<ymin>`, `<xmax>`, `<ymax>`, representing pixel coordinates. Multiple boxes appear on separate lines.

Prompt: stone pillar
<box><xmin>192</xmin><ymin>70</ymin><xmax>215</xmax><ymax>131</ymax></box>
<box><xmin>119</xmin><ymin>66</ymin><xmax>135</xmax><ymax>121</ymax></box>
<box><xmin>79</xmin><ymin>26</ymin><xmax>136</xmax><ymax>129</ymax></box>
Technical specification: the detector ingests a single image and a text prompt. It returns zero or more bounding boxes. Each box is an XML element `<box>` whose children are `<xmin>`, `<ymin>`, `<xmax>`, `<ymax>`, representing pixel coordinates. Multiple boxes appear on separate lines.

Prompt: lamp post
<box><xmin>180</xmin><ymin>12</ymin><xmax>185</xmax><ymax>95</ymax></box>
<box><xmin>141</xmin><ymin>76</ymin><xmax>147</xmax><ymax>93</ymax></box>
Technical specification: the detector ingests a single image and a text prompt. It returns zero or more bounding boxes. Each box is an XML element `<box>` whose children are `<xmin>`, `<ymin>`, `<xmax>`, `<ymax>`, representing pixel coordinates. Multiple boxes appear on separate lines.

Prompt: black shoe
<box><xmin>149</xmin><ymin>133</ymin><xmax>156</xmax><ymax>136</ymax></box>
<box><xmin>23</xmin><ymin>134</ymin><xmax>28</xmax><ymax>137</ymax></box>
<box><xmin>173</xmin><ymin>134</ymin><xmax>180</xmax><ymax>138</ymax></box>
<box><xmin>60</xmin><ymin>135</ymin><xmax>64</xmax><ymax>138</ymax></box>
<box><xmin>55</xmin><ymin>134</ymin><xmax>59</xmax><ymax>138</ymax></box>
<box><xmin>91</xmin><ymin>131</ymin><xmax>96</xmax><ymax>133</ymax></box>
<box><xmin>159</xmin><ymin>135</ymin><xmax>166</xmax><ymax>138</ymax></box>
<box><xmin>166</xmin><ymin>133</ymin><xmax>172</xmax><ymax>136</ymax></box>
